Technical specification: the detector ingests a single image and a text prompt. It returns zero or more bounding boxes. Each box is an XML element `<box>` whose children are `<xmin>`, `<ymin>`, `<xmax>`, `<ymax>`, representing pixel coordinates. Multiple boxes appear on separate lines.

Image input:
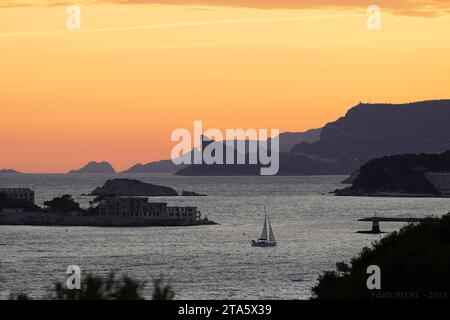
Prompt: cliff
<box><xmin>292</xmin><ymin>100</ymin><xmax>450</xmax><ymax>173</ymax></box>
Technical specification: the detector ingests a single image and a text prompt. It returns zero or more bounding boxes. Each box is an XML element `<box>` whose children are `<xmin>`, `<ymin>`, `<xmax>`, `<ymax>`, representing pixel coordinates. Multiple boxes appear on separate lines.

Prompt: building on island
<box><xmin>167</xmin><ymin>206</ymin><xmax>199</xmax><ymax>219</ymax></box>
<box><xmin>97</xmin><ymin>197</ymin><xmax>202</xmax><ymax>223</ymax></box>
<box><xmin>425</xmin><ymin>172</ymin><xmax>450</xmax><ymax>195</ymax></box>
<box><xmin>98</xmin><ymin>197</ymin><xmax>165</xmax><ymax>217</ymax></box>
<box><xmin>0</xmin><ymin>188</ymin><xmax>35</xmax><ymax>204</ymax></box>
<box><xmin>0</xmin><ymin>193</ymin><xmax>214</xmax><ymax>227</ymax></box>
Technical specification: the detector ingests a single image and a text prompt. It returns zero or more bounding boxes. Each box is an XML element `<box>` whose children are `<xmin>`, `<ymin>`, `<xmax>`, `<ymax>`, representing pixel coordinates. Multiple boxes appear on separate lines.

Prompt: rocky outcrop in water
<box><xmin>68</xmin><ymin>161</ymin><xmax>116</xmax><ymax>174</ymax></box>
<box><xmin>0</xmin><ymin>169</ymin><xmax>21</xmax><ymax>174</ymax></box>
<box><xmin>91</xmin><ymin>179</ymin><xmax>178</xmax><ymax>196</ymax></box>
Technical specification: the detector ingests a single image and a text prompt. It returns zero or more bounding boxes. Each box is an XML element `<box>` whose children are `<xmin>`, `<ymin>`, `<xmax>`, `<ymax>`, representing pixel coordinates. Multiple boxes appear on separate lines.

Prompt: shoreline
<box><xmin>0</xmin><ymin>211</ymin><xmax>217</xmax><ymax>227</ymax></box>
<box><xmin>0</xmin><ymin>221</ymin><xmax>218</xmax><ymax>227</ymax></box>
<box><xmin>335</xmin><ymin>189</ymin><xmax>450</xmax><ymax>198</ymax></box>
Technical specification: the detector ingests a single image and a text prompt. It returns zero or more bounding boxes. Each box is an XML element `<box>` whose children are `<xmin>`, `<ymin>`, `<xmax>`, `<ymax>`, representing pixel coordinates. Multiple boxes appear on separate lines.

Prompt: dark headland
<box><xmin>336</xmin><ymin>151</ymin><xmax>450</xmax><ymax>197</ymax></box>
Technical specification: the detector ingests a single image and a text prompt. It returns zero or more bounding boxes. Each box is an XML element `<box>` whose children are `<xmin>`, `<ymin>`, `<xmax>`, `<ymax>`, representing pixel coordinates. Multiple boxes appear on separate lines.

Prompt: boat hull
<box><xmin>251</xmin><ymin>240</ymin><xmax>276</xmax><ymax>247</ymax></box>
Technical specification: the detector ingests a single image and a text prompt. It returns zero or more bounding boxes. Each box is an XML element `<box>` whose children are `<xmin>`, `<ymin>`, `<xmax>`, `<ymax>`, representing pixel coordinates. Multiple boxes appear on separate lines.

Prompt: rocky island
<box><xmin>0</xmin><ymin>169</ymin><xmax>22</xmax><ymax>174</ymax></box>
<box><xmin>336</xmin><ymin>151</ymin><xmax>450</xmax><ymax>197</ymax></box>
<box><xmin>68</xmin><ymin>161</ymin><xmax>116</xmax><ymax>174</ymax></box>
<box><xmin>90</xmin><ymin>178</ymin><xmax>179</xmax><ymax>196</ymax></box>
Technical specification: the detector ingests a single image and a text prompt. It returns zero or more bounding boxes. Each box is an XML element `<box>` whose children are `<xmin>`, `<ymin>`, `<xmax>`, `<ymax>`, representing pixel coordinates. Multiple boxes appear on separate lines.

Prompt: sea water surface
<box><xmin>0</xmin><ymin>174</ymin><xmax>448</xmax><ymax>299</ymax></box>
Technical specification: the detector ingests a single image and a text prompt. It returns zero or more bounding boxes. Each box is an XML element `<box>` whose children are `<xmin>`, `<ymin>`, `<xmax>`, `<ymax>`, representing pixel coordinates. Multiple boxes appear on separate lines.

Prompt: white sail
<box><xmin>260</xmin><ymin>216</ymin><xmax>268</xmax><ymax>240</ymax></box>
<box><xmin>251</xmin><ymin>207</ymin><xmax>276</xmax><ymax>247</ymax></box>
<box><xmin>268</xmin><ymin>218</ymin><xmax>276</xmax><ymax>242</ymax></box>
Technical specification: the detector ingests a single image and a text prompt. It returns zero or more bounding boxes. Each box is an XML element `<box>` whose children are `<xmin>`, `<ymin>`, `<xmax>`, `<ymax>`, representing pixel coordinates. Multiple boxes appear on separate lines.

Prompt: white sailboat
<box><xmin>251</xmin><ymin>207</ymin><xmax>276</xmax><ymax>247</ymax></box>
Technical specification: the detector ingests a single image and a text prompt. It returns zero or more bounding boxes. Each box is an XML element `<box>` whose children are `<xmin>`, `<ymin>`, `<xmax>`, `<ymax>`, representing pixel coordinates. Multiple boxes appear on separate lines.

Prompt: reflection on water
<box><xmin>0</xmin><ymin>174</ymin><xmax>448</xmax><ymax>299</ymax></box>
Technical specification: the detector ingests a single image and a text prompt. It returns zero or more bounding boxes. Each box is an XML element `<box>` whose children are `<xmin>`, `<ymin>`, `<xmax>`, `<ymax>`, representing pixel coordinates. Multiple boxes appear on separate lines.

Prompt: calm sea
<box><xmin>0</xmin><ymin>174</ymin><xmax>448</xmax><ymax>299</ymax></box>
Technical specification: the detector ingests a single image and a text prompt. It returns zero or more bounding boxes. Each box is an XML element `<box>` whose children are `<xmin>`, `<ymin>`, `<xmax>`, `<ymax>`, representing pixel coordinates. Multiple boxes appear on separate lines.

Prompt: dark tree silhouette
<box><xmin>49</xmin><ymin>273</ymin><xmax>145</xmax><ymax>300</ymax></box>
<box><xmin>152</xmin><ymin>279</ymin><xmax>175</xmax><ymax>300</ymax></box>
<box><xmin>43</xmin><ymin>194</ymin><xmax>80</xmax><ymax>213</ymax></box>
<box><xmin>8</xmin><ymin>273</ymin><xmax>175</xmax><ymax>300</ymax></box>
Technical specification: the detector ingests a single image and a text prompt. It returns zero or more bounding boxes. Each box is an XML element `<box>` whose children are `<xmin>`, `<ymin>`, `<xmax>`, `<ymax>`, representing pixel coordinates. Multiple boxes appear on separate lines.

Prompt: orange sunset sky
<box><xmin>1</xmin><ymin>1</ymin><xmax>450</xmax><ymax>173</ymax></box>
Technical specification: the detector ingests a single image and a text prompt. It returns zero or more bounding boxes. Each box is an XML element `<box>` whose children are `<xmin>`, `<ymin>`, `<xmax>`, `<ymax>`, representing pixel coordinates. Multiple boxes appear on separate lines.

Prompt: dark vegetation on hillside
<box><xmin>312</xmin><ymin>213</ymin><xmax>450</xmax><ymax>299</ymax></box>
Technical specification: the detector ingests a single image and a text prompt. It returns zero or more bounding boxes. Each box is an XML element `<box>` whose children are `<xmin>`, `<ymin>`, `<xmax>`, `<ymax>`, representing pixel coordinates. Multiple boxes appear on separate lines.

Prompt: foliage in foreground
<box><xmin>312</xmin><ymin>213</ymin><xmax>450</xmax><ymax>299</ymax></box>
<box><xmin>9</xmin><ymin>273</ymin><xmax>175</xmax><ymax>300</ymax></box>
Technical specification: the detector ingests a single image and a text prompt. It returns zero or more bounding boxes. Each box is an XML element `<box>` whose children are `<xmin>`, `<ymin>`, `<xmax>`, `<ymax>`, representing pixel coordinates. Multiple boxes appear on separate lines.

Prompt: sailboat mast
<box><xmin>260</xmin><ymin>206</ymin><xmax>268</xmax><ymax>240</ymax></box>
<box><xmin>268</xmin><ymin>218</ymin><xmax>275</xmax><ymax>242</ymax></box>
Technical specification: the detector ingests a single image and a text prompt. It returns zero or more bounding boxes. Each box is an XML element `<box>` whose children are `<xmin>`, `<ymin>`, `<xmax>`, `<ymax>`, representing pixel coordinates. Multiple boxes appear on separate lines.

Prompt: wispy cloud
<box><xmin>0</xmin><ymin>13</ymin><xmax>362</xmax><ymax>38</ymax></box>
<box><xmin>1</xmin><ymin>0</ymin><xmax>450</xmax><ymax>17</ymax></box>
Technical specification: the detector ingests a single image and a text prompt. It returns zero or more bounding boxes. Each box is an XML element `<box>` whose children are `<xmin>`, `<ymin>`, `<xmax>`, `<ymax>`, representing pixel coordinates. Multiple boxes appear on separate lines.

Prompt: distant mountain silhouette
<box><xmin>121</xmin><ymin>148</ymin><xmax>203</xmax><ymax>173</ymax></box>
<box><xmin>291</xmin><ymin>100</ymin><xmax>450</xmax><ymax>172</ymax></box>
<box><xmin>175</xmin><ymin>151</ymin><xmax>349</xmax><ymax>176</ymax></box>
<box><xmin>68</xmin><ymin>161</ymin><xmax>116</xmax><ymax>174</ymax></box>
<box><xmin>0</xmin><ymin>169</ymin><xmax>22</xmax><ymax>174</ymax></box>
<box><xmin>176</xmin><ymin>100</ymin><xmax>450</xmax><ymax>175</ymax></box>
<box><xmin>122</xmin><ymin>160</ymin><xmax>188</xmax><ymax>174</ymax></box>
<box><xmin>122</xmin><ymin>131</ymin><xmax>319</xmax><ymax>174</ymax></box>
<box><xmin>273</xmin><ymin>129</ymin><xmax>322</xmax><ymax>152</ymax></box>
